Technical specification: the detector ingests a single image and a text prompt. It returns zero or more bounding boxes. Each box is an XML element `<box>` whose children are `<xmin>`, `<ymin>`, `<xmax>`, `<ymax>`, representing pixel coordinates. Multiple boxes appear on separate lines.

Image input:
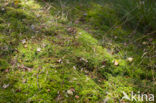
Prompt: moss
<box><xmin>77</xmin><ymin>29</ymin><xmax>98</xmax><ymax>48</ymax></box>
<box><xmin>0</xmin><ymin>59</ymin><xmax>9</xmax><ymax>70</ymax></box>
<box><xmin>0</xmin><ymin>0</ymin><xmax>155</xmax><ymax>102</ymax></box>
<box><xmin>103</xmin><ymin>76</ymin><xmax>134</xmax><ymax>102</ymax></box>
<box><xmin>0</xmin><ymin>17</ymin><xmax>4</xmax><ymax>23</ymax></box>
<box><xmin>5</xmin><ymin>7</ymin><xmax>35</xmax><ymax>20</ymax></box>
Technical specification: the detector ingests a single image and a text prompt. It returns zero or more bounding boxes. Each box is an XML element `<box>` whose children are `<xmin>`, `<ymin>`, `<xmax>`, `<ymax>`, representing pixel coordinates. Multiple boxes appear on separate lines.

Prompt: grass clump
<box><xmin>86</xmin><ymin>3</ymin><xmax>119</xmax><ymax>30</ymax></box>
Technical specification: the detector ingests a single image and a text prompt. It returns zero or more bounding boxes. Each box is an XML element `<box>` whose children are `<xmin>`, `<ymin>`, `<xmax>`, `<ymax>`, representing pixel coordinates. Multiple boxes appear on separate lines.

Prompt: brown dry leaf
<box><xmin>102</xmin><ymin>60</ymin><xmax>106</xmax><ymax>65</ymax></box>
<box><xmin>16</xmin><ymin>89</ymin><xmax>21</xmax><ymax>92</ymax></box>
<box><xmin>67</xmin><ymin>27</ymin><xmax>77</xmax><ymax>34</ymax></box>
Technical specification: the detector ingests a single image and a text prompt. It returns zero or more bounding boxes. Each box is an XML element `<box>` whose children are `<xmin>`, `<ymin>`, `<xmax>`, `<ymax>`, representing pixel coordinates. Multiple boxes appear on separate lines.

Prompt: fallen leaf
<box><xmin>70</xmin><ymin>88</ymin><xmax>75</xmax><ymax>92</ymax></box>
<box><xmin>127</xmin><ymin>57</ymin><xmax>133</xmax><ymax>62</ymax></box>
<box><xmin>47</xmin><ymin>89</ymin><xmax>51</xmax><ymax>92</ymax></box>
<box><xmin>37</xmin><ymin>48</ymin><xmax>41</xmax><ymax>52</ymax></box>
<box><xmin>22</xmin><ymin>79</ymin><xmax>27</xmax><ymax>83</ymax></box>
<box><xmin>3</xmin><ymin>84</ymin><xmax>9</xmax><ymax>89</ymax></box>
<box><xmin>102</xmin><ymin>60</ymin><xmax>106</xmax><ymax>65</ymax></box>
<box><xmin>124</xmin><ymin>42</ymin><xmax>127</xmax><ymax>46</ymax></box>
<box><xmin>75</xmin><ymin>95</ymin><xmax>79</xmax><ymax>99</ymax></box>
<box><xmin>114</xmin><ymin>36</ymin><xmax>117</xmax><ymax>39</ymax></box>
<box><xmin>148</xmin><ymin>38</ymin><xmax>153</xmax><ymax>42</ymax></box>
<box><xmin>31</xmin><ymin>25</ymin><xmax>35</xmax><ymax>30</ymax></box>
<box><xmin>80</xmin><ymin>57</ymin><xmax>88</xmax><ymax>63</ymax></box>
<box><xmin>67</xmin><ymin>90</ymin><xmax>73</xmax><ymax>95</ymax></box>
<box><xmin>73</xmin><ymin>66</ymin><xmax>76</xmax><ymax>70</ymax></box>
<box><xmin>1</xmin><ymin>8</ymin><xmax>5</xmax><ymax>11</ymax></box>
<box><xmin>22</xmin><ymin>39</ymin><xmax>26</xmax><ymax>44</ymax></box>
<box><xmin>57</xmin><ymin>59</ymin><xmax>62</xmax><ymax>63</ymax></box>
<box><xmin>5</xmin><ymin>69</ymin><xmax>9</xmax><ymax>73</ymax></box>
<box><xmin>142</xmin><ymin>42</ymin><xmax>147</xmax><ymax>45</ymax></box>
<box><xmin>114</xmin><ymin>60</ymin><xmax>119</xmax><ymax>66</ymax></box>
<box><xmin>67</xmin><ymin>27</ymin><xmax>77</xmax><ymax>34</ymax></box>
<box><xmin>16</xmin><ymin>89</ymin><xmax>21</xmax><ymax>92</ymax></box>
<box><xmin>24</xmin><ymin>45</ymin><xmax>27</xmax><ymax>48</ymax></box>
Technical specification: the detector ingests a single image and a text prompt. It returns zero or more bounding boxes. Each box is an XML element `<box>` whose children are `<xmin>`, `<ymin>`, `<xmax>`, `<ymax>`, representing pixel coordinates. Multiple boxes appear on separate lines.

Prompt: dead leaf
<box><xmin>3</xmin><ymin>84</ymin><xmax>9</xmax><ymax>89</ymax></box>
<box><xmin>22</xmin><ymin>39</ymin><xmax>26</xmax><ymax>44</ymax></box>
<box><xmin>37</xmin><ymin>48</ymin><xmax>41</xmax><ymax>52</ymax></box>
<box><xmin>24</xmin><ymin>45</ymin><xmax>27</xmax><ymax>48</ymax></box>
<box><xmin>114</xmin><ymin>60</ymin><xmax>119</xmax><ymax>66</ymax></box>
<box><xmin>102</xmin><ymin>60</ymin><xmax>106</xmax><ymax>65</ymax></box>
<box><xmin>75</xmin><ymin>95</ymin><xmax>79</xmax><ymax>99</ymax></box>
<box><xmin>80</xmin><ymin>57</ymin><xmax>88</xmax><ymax>63</ymax></box>
<box><xmin>142</xmin><ymin>42</ymin><xmax>147</xmax><ymax>45</ymax></box>
<box><xmin>5</xmin><ymin>69</ymin><xmax>9</xmax><ymax>73</ymax></box>
<box><xmin>127</xmin><ymin>57</ymin><xmax>133</xmax><ymax>62</ymax></box>
<box><xmin>148</xmin><ymin>38</ymin><xmax>153</xmax><ymax>42</ymax></box>
<box><xmin>70</xmin><ymin>88</ymin><xmax>75</xmax><ymax>92</ymax></box>
<box><xmin>22</xmin><ymin>79</ymin><xmax>27</xmax><ymax>83</ymax></box>
<box><xmin>67</xmin><ymin>89</ymin><xmax>73</xmax><ymax>95</ymax></box>
<box><xmin>67</xmin><ymin>27</ymin><xmax>77</xmax><ymax>34</ymax></box>
<box><xmin>16</xmin><ymin>89</ymin><xmax>21</xmax><ymax>92</ymax></box>
<box><xmin>1</xmin><ymin>8</ymin><xmax>5</xmax><ymax>11</ymax></box>
<box><xmin>31</xmin><ymin>25</ymin><xmax>35</xmax><ymax>30</ymax></box>
<box><xmin>73</xmin><ymin>66</ymin><xmax>76</xmax><ymax>70</ymax></box>
<box><xmin>57</xmin><ymin>59</ymin><xmax>62</xmax><ymax>63</ymax></box>
<box><xmin>47</xmin><ymin>89</ymin><xmax>51</xmax><ymax>92</ymax></box>
<box><xmin>75</xmin><ymin>20</ymin><xmax>79</xmax><ymax>24</ymax></box>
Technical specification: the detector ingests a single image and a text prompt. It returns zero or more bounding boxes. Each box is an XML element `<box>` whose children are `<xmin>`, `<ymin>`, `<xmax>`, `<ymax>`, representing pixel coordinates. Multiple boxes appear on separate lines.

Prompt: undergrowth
<box><xmin>0</xmin><ymin>0</ymin><xmax>155</xmax><ymax>102</ymax></box>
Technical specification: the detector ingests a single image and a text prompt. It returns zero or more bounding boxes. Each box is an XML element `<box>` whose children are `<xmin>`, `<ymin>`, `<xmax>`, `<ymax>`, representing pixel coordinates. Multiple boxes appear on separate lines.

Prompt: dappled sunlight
<box><xmin>0</xmin><ymin>0</ymin><xmax>155</xmax><ymax>102</ymax></box>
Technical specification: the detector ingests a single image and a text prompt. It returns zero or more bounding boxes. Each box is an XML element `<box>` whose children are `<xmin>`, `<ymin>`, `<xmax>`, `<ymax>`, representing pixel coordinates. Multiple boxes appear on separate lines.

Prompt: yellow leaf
<box><xmin>14</xmin><ymin>0</ymin><xmax>19</xmax><ymax>5</ymax></box>
<box><xmin>114</xmin><ymin>60</ymin><xmax>119</xmax><ymax>66</ymax></box>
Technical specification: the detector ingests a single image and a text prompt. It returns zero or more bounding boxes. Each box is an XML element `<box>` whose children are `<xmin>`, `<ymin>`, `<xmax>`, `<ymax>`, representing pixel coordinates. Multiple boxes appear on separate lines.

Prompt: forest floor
<box><xmin>0</xmin><ymin>0</ymin><xmax>155</xmax><ymax>103</ymax></box>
